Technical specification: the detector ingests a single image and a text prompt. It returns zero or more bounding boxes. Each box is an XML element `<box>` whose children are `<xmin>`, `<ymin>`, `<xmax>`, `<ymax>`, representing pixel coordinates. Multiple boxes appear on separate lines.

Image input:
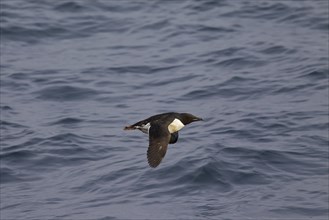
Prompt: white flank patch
<box><xmin>136</xmin><ymin>122</ymin><xmax>151</xmax><ymax>134</ymax></box>
<box><xmin>168</xmin><ymin>118</ymin><xmax>185</xmax><ymax>133</ymax></box>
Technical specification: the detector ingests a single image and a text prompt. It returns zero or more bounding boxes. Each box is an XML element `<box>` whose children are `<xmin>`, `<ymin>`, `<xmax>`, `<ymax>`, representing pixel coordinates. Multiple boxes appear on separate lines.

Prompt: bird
<box><xmin>124</xmin><ymin>112</ymin><xmax>203</xmax><ymax>168</ymax></box>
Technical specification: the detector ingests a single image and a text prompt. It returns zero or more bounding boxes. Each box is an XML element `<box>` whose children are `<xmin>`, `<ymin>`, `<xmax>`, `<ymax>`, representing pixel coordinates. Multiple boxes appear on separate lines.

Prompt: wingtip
<box><xmin>148</xmin><ymin>162</ymin><xmax>159</xmax><ymax>168</ymax></box>
<box><xmin>147</xmin><ymin>147</ymin><xmax>163</xmax><ymax>168</ymax></box>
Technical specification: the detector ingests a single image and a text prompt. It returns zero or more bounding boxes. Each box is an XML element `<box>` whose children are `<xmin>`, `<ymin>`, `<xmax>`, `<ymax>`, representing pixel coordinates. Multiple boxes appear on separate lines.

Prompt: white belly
<box><xmin>168</xmin><ymin>118</ymin><xmax>185</xmax><ymax>133</ymax></box>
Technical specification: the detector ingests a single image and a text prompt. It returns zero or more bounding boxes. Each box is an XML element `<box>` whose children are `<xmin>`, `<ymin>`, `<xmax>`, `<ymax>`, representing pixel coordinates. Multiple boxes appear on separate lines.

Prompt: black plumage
<box><xmin>124</xmin><ymin>112</ymin><xmax>202</xmax><ymax>168</ymax></box>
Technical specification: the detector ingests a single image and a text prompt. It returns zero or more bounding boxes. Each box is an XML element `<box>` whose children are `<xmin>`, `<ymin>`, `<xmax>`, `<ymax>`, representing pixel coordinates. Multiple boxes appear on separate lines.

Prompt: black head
<box><xmin>179</xmin><ymin>113</ymin><xmax>203</xmax><ymax>125</ymax></box>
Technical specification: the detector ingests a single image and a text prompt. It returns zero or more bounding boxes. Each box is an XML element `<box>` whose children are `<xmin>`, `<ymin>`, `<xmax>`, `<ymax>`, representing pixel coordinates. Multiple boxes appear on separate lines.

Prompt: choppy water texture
<box><xmin>1</xmin><ymin>0</ymin><xmax>328</xmax><ymax>219</ymax></box>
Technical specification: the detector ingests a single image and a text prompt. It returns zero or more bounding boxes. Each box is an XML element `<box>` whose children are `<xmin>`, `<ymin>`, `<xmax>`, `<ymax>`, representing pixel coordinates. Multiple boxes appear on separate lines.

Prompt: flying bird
<box><xmin>124</xmin><ymin>112</ymin><xmax>203</xmax><ymax>168</ymax></box>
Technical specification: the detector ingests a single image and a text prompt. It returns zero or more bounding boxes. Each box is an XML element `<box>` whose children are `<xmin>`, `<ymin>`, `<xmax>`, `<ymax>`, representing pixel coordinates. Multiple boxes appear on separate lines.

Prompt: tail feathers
<box><xmin>123</xmin><ymin>125</ymin><xmax>135</xmax><ymax>130</ymax></box>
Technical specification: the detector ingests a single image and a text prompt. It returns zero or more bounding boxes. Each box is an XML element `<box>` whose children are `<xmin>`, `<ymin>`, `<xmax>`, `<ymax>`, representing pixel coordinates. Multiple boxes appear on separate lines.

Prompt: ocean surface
<box><xmin>0</xmin><ymin>0</ymin><xmax>328</xmax><ymax>219</ymax></box>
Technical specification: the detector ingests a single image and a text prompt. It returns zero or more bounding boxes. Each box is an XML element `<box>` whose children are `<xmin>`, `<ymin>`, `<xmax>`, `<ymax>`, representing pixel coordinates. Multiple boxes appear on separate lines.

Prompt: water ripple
<box><xmin>1</xmin><ymin>0</ymin><xmax>328</xmax><ymax>219</ymax></box>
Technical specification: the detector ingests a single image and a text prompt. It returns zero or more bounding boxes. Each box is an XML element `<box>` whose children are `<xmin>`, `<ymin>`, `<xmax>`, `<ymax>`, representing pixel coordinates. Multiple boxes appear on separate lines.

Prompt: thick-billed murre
<box><xmin>124</xmin><ymin>112</ymin><xmax>203</xmax><ymax>168</ymax></box>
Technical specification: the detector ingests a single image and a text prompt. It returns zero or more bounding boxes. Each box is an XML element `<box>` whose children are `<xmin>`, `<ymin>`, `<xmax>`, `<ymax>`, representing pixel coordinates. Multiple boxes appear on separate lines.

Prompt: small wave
<box><xmin>198</xmin><ymin>47</ymin><xmax>244</xmax><ymax>58</ymax></box>
<box><xmin>0</xmin><ymin>149</ymin><xmax>36</xmax><ymax>161</ymax></box>
<box><xmin>106</xmin><ymin>65</ymin><xmax>181</xmax><ymax>75</ymax></box>
<box><xmin>259</xmin><ymin>45</ymin><xmax>296</xmax><ymax>55</ymax></box>
<box><xmin>48</xmin><ymin>117</ymin><xmax>84</xmax><ymax>125</ymax></box>
<box><xmin>0</xmin><ymin>105</ymin><xmax>13</xmax><ymax>111</ymax></box>
<box><xmin>273</xmin><ymin>83</ymin><xmax>316</xmax><ymax>94</ymax></box>
<box><xmin>186</xmin><ymin>0</ymin><xmax>228</xmax><ymax>12</ymax></box>
<box><xmin>34</xmin><ymin>85</ymin><xmax>98</xmax><ymax>101</ymax></box>
<box><xmin>1</xmin><ymin>25</ymin><xmax>70</xmax><ymax>44</ymax></box>
<box><xmin>132</xmin><ymin>20</ymin><xmax>171</xmax><ymax>32</ymax></box>
<box><xmin>162</xmin><ymin>159</ymin><xmax>233</xmax><ymax>190</ymax></box>
<box><xmin>0</xmin><ymin>167</ymin><xmax>36</xmax><ymax>184</ymax></box>
<box><xmin>298</xmin><ymin>70</ymin><xmax>328</xmax><ymax>81</ymax></box>
<box><xmin>0</xmin><ymin>120</ymin><xmax>28</xmax><ymax>129</ymax></box>
<box><xmin>223</xmin><ymin>2</ymin><xmax>293</xmax><ymax>20</ymax></box>
<box><xmin>215</xmin><ymin>57</ymin><xmax>266</xmax><ymax>69</ymax></box>
<box><xmin>53</xmin><ymin>1</ymin><xmax>87</xmax><ymax>13</ymax></box>
<box><xmin>270</xmin><ymin>206</ymin><xmax>328</xmax><ymax>217</ymax></box>
<box><xmin>196</xmin><ymin>24</ymin><xmax>236</xmax><ymax>33</ymax></box>
<box><xmin>180</xmin><ymin>76</ymin><xmax>265</xmax><ymax>101</ymax></box>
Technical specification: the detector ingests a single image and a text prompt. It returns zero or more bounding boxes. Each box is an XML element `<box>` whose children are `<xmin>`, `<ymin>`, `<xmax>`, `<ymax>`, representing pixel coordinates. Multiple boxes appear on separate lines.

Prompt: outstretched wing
<box><xmin>147</xmin><ymin>122</ymin><xmax>170</xmax><ymax>168</ymax></box>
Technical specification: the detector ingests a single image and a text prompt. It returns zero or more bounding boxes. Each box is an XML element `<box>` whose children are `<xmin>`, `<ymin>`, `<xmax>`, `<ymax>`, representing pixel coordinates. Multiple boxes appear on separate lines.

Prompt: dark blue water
<box><xmin>1</xmin><ymin>0</ymin><xmax>328</xmax><ymax>219</ymax></box>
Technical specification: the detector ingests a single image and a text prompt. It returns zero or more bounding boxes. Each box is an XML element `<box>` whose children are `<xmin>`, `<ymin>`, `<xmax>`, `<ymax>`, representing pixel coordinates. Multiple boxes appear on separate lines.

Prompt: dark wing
<box><xmin>124</xmin><ymin>113</ymin><xmax>176</xmax><ymax>130</ymax></box>
<box><xmin>147</xmin><ymin>122</ymin><xmax>171</xmax><ymax>168</ymax></box>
